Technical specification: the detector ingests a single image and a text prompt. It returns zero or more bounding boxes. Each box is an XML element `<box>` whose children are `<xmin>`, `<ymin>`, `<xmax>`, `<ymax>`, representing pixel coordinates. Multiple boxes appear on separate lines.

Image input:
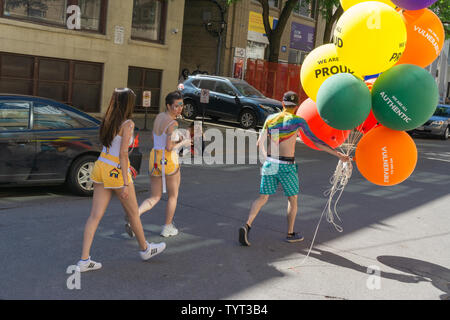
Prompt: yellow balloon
<box><xmin>334</xmin><ymin>2</ymin><xmax>407</xmax><ymax>76</ymax></box>
<box><xmin>340</xmin><ymin>0</ymin><xmax>396</xmax><ymax>11</ymax></box>
<box><xmin>300</xmin><ymin>44</ymin><xmax>361</xmax><ymax>101</ymax></box>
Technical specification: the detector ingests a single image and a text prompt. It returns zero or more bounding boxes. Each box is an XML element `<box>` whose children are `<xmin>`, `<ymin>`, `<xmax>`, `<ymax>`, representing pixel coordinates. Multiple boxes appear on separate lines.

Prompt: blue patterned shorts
<box><xmin>260</xmin><ymin>160</ymin><xmax>299</xmax><ymax>197</ymax></box>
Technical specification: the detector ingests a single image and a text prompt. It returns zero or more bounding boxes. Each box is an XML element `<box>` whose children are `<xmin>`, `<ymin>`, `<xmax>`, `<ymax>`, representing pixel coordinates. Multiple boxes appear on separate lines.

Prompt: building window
<box><xmin>128</xmin><ymin>66</ymin><xmax>162</xmax><ymax>113</ymax></box>
<box><xmin>1</xmin><ymin>0</ymin><xmax>107</xmax><ymax>33</ymax></box>
<box><xmin>268</xmin><ymin>0</ymin><xmax>279</xmax><ymax>8</ymax></box>
<box><xmin>0</xmin><ymin>52</ymin><xmax>103</xmax><ymax>112</ymax></box>
<box><xmin>131</xmin><ymin>0</ymin><xmax>167</xmax><ymax>43</ymax></box>
<box><xmin>293</xmin><ymin>0</ymin><xmax>316</xmax><ymax>19</ymax></box>
<box><xmin>288</xmin><ymin>49</ymin><xmax>308</xmax><ymax>65</ymax></box>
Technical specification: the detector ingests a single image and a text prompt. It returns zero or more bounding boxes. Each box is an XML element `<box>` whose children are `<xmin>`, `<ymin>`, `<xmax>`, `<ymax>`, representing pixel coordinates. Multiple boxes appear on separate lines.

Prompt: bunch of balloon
<box><xmin>330</xmin><ymin>0</ymin><xmax>443</xmax><ymax>188</ymax></box>
<box><xmin>294</xmin><ymin>0</ymin><xmax>442</xmax><ymax>235</ymax></box>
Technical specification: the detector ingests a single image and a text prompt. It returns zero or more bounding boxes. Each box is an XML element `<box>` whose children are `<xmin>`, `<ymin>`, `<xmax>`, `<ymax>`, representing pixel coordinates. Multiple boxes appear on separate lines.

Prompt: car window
<box><xmin>0</xmin><ymin>101</ymin><xmax>30</xmax><ymax>131</ymax></box>
<box><xmin>215</xmin><ymin>82</ymin><xmax>236</xmax><ymax>96</ymax></box>
<box><xmin>199</xmin><ymin>79</ymin><xmax>216</xmax><ymax>91</ymax></box>
<box><xmin>191</xmin><ymin>79</ymin><xmax>200</xmax><ymax>88</ymax></box>
<box><xmin>433</xmin><ymin>106</ymin><xmax>450</xmax><ymax>118</ymax></box>
<box><xmin>33</xmin><ymin>103</ymin><xmax>94</xmax><ymax>130</ymax></box>
<box><xmin>232</xmin><ymin>82</ymin><xmax>265</xmax><ymax>98</ymax></box>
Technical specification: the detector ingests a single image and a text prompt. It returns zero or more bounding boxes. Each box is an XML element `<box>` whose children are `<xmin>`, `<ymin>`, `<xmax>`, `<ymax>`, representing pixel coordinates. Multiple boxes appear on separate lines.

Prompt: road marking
<box><xmin>425</xmin><ymin>157</ymin><xmax>450</xmax><ymax>163</ymax></box>
<box><xmin>423</xmin><ymin>152</ymin><xmax>450</xmax><ymax>162</ymax></box>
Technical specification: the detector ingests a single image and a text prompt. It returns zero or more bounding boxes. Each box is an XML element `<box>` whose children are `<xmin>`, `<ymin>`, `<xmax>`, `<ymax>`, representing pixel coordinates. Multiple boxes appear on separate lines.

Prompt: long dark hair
<box><xmin>99</xmin><ymin>88</ymin><xmax>136</xmax><ymax>147</ymax></box>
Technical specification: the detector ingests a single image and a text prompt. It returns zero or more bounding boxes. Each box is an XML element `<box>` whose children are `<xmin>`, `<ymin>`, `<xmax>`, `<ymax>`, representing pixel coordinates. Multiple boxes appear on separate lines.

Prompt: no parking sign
<box><xmin>143</xmin><ymin>91</ymin><xmax>151</xmax><ymax>107</ymax></box>
<box><xmin>200</xmin><ymin>89</ymin><xmax>210</xmax><ymax>104</ymax></box>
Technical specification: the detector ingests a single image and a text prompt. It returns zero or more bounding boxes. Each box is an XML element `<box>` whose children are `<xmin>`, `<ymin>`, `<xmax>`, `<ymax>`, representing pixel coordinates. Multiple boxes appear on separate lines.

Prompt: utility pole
<box><xmin>204</xmin><ymin>0</ymin><xmax>227</xmax><ymax>75</ymax></box>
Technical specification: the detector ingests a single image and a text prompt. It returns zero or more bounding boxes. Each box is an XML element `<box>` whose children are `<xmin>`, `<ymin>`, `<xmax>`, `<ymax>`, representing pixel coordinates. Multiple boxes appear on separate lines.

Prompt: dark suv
<box><xmin>181</xmin><ymin>75</ymin><xmax>283</xmax><ymax>129</ymax></box>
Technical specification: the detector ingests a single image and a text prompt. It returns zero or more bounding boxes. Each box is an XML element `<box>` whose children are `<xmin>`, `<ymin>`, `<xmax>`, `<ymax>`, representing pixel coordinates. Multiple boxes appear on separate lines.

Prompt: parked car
<box><xmin>0</xmin><ymin>95</ymin><xmax>142</xmax><ymax>196</ymax></box>
<box><xmin>410</xmin><ymin>104</ymin><xmax>450</xmax><ymax>140</ymax></box>
<box><xmin>181</xmin><ymin>75</ymin><xmax>283</xmax><ymax>129</ymax></box>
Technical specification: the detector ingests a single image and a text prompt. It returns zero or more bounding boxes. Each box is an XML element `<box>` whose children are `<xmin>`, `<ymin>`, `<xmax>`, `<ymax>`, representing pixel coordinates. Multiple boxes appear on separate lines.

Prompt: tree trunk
<box><xmin>323</xmin><ymin>5</ymin><xmax>343</xmax><ymax>44</ymax></box>
<box><xmin>267</xmin><ymin>34</ymin><xmax>281</xmax><ymax>62</ymax></box>
<box><xmin>259</xmin><ymin>0</ymin><xmax>298</xmax><ymax>62</ymax></box>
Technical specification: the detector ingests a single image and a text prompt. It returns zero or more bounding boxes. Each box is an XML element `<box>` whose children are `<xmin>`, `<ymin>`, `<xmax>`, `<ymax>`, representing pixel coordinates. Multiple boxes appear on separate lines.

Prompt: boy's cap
<box><xmin>283</xmin><ymin>91</ymin><xmax>299</xmax><ymax>106</ymax></box>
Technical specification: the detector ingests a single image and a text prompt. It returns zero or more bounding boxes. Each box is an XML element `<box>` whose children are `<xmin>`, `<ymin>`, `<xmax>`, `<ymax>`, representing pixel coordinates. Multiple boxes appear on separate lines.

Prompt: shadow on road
<box><xmin>0</xmin><ymin>184</ymin><xmax>75</xmax><ymax>198</ymax></box>
<box><xmin>297</xmin><ymin>248</ymin><xmax>429</xmax><ymax>283</ymax></box>
<box><xmin>377</xmin><ymin>256</ymin><xmax>450</xmax><ymax>300</ymax></box>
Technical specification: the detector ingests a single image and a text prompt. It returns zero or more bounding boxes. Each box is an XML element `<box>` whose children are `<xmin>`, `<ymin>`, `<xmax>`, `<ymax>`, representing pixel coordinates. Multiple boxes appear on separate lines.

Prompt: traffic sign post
<box><xmin>200</xmin><ymin>89</ymin><xmax>210</xmax><ymax>127</ymax></box>
<box><xmin>142</xmin><ymin>91</ymin><xmax>151</xmax><ymax>131</ymax></box>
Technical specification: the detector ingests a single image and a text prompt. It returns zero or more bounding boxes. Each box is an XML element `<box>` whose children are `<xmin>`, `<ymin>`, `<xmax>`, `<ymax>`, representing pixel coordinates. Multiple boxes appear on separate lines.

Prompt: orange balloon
<box><xmin>355</xmin><ymin>126</ymin><xmax>417</xmax><ymax>186</ymax></box>
<box><xmin>296</xmin><ymin>98</ymin><xmax>350</xmax><ymax>150</ymax></box>
<box><xmin>397</xmin><ymin>9</ymin><xmax>445</xmax><ymax>68</ymax></box>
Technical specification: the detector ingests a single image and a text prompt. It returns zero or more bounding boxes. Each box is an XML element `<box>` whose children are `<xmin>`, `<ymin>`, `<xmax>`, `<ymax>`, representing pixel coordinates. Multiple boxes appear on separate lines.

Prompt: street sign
<box><xmin>200</xmin><ymin>89</ymin><xmax>210</xmax><ymax>104</ymax></box>
<box><xmin>114</xmin><ymin>26</ymin><xmax>124</xmax><ymax>45</ymax></box>
<box><xmin>234</xmin><ymin>47</ymin><xmax>246</xmax><ymax>58</ymax></box>
<box><xmin>143</xmin><ymin>91</ymin><xmax>151</xmax><ymax>108</ymax></box>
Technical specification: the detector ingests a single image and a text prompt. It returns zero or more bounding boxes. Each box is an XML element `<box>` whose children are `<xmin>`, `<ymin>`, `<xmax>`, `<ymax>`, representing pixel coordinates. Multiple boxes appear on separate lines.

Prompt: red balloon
<box><xmin>356</xmin><ymin>110</ymin><xmax>380</xmax><ymax>134</ymax></box>
<box><xmin>296</xmin><ymin>98</ymin><xmax>350</xmax><ymax>150</ymax></box>
<box><xmin>355</xmin><ymin>79</ymin><xmax>380</xmax><ymax>134</ymax></box>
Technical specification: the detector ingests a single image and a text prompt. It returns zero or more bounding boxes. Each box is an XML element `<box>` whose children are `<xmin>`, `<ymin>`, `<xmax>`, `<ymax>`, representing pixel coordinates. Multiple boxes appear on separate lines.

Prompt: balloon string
<box><xmin>299</xmin><ymin>129</ymin><xmax>361</xmax><ymax>265</ymax></box>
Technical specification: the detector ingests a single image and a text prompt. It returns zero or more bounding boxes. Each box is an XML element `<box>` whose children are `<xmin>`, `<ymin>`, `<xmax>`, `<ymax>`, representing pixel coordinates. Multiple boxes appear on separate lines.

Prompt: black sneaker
<box><xmin>285</xmin><ymin>232</ymin><xmax>304</xmax><ymax>243</ymax></box>
<box><xmin>125</xmin><ymin>223</ymin><xmax>135</xmax><ymax>238</ymax></box>
<box><xmin>239</xmin><ymin>224</ymin><xmax>251</xmax><ymax>246</ymax></box>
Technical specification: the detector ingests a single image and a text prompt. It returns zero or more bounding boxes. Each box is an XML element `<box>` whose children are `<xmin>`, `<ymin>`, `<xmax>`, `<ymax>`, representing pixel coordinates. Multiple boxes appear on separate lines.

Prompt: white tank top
<box><xmin>153</xmin><ymin>120</ymin><xmax>176</xmax><ymax>150</ymax></box>
<box><xmin>102</xmin><ymin>120</ymin><xmax>134</xmax><ymax>157</ymax></box>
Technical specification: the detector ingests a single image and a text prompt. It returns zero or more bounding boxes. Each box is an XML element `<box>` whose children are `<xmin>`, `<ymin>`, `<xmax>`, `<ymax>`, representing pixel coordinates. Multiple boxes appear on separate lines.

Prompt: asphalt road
<box><xmin>0</xmin><ymin>118</ymin><xmax>449</xmax><ymax>300</ymax></box>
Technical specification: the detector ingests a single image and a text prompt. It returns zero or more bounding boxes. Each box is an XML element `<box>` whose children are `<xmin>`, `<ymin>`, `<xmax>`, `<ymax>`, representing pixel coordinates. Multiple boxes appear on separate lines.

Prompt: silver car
<box><xmin>411</xmin><ymin>104</ymin><xmax>450</xmax><ymax>140</ymax></box>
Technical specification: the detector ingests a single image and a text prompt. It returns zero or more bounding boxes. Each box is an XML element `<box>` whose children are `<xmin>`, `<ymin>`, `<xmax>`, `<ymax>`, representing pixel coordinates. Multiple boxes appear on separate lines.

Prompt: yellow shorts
<box><xmin>91</xmin><ymin>159</ymin><xmax>133</xmax><ymax>189</ymax></box>
<box><xmin>149</xmin><ymin>149</ymin><xmax>180</xmax><ymax>177</ymax></box>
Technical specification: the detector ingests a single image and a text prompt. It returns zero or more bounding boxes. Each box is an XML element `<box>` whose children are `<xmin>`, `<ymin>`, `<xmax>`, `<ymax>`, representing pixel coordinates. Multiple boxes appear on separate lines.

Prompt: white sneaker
<box><xmin>140</xmin><ymin>241</ymin><xmax>166</xmax><ymax>261</ymax></box>
<box><xmin>77</xmin><ymin>258</ymin><xmax>102</xmax><ymax>272</ymax></box>
<box><xmin>160</xmin><ymin>223</ymin><xmax>179</xmax><ymax>237</ymax></box>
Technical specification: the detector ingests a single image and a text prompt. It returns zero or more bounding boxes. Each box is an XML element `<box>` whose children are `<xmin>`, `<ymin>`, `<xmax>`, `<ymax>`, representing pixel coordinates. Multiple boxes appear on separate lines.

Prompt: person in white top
<box><xmin>127</xmin><ymin>91</ymin><xmax>190</xmax><ymax>238</ymax></box>
<box><xmin>76</xmin><ymin>88</ymin><xmax>166</xmax><ymax>273</ymax></box>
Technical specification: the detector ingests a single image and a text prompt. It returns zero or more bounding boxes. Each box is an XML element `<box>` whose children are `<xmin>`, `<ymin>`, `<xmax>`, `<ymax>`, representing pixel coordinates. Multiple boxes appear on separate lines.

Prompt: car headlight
<box><xmin>259</xmin><ymin>105</ymin><xmax>276</xmax><ymax>113</ymax></box>
<box><xmin>430</xmin><ymin>120</ymin><xmax>444</xmax><ymax>127</ymax></box>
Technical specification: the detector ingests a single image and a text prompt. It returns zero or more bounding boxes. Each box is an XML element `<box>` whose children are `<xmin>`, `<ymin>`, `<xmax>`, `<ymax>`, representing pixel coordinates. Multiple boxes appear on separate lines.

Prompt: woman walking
<box><xmin>126</xmin><ymin>91</ymin><xmax>190</xmax><ymax>238</ymax></box>
<box><xmin>77</xmin><ymin>88</ymin><xmax>166</xmax><ymax>272</ymax></box>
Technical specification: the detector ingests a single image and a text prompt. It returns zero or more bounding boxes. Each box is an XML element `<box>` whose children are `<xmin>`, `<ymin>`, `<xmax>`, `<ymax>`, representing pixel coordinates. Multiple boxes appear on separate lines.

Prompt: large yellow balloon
<box><xmin>334</xmin><ymin>2</ymin><xmax>407</xmax><ymax>76</ymax></box>
<box><xmin>341</xmin><ymin>0</ymin><xmax>396</xmax><ymax>11</ymax></box>
<box><xmin>300</xmin><ymin>44</ymin><xmax>361</xmax><ymax>101</ymax></box>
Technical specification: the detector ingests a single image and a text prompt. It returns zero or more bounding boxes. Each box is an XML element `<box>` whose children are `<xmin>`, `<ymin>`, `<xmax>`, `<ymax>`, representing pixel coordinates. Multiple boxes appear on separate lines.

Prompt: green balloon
<box><xmin>317</xmin><ymin>73</ymin><xmax>371</xmax><ymax>130</ymax></box>
<box><xmin>372</xmin><ymin>64</ymin><xmax>439</xmax><ymax>131</ymax></box>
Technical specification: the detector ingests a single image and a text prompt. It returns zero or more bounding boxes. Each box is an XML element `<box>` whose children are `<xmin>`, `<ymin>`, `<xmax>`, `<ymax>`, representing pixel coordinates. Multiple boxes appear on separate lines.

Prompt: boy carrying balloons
<box><xmin>238</xmin><ymin>92</ymin><xmax>351</xmax><ymax>246</ymax></box>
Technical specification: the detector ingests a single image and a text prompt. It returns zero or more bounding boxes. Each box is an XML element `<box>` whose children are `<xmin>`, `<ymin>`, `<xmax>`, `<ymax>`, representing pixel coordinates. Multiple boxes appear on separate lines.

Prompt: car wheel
<box><xmin>239</xmin><ymin>109</ymin><xmax>257</xmax><ymax>129</ymax></box>
<box><xmin>441</xmin><ymin>127</ymin><xmax>449</xmax><ymax>140</ymax></box>
<box><xmin>67</xmin><ymin>155</ymin><xmax>97</xmax><ymax>196</ymax></box>
<box><xmin>183</xmin><ymin>100</ymin><xmax>198</xmax><ymax>120</ymax></box>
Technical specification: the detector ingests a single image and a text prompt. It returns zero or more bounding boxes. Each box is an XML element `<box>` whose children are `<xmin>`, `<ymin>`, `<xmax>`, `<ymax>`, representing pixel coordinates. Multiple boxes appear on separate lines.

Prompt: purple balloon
<box><xmin>391</xmin><ymin>0</ymin><xmax>438</xmax><ymax>10</ymax></box>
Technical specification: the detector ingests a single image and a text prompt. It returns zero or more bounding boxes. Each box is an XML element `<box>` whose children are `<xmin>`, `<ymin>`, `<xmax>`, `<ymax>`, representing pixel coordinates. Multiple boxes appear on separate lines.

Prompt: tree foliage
<box><xmin>430</xmin><ymin>0</ymin><xmax>449</xmax><ymax>39</ymax></box>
